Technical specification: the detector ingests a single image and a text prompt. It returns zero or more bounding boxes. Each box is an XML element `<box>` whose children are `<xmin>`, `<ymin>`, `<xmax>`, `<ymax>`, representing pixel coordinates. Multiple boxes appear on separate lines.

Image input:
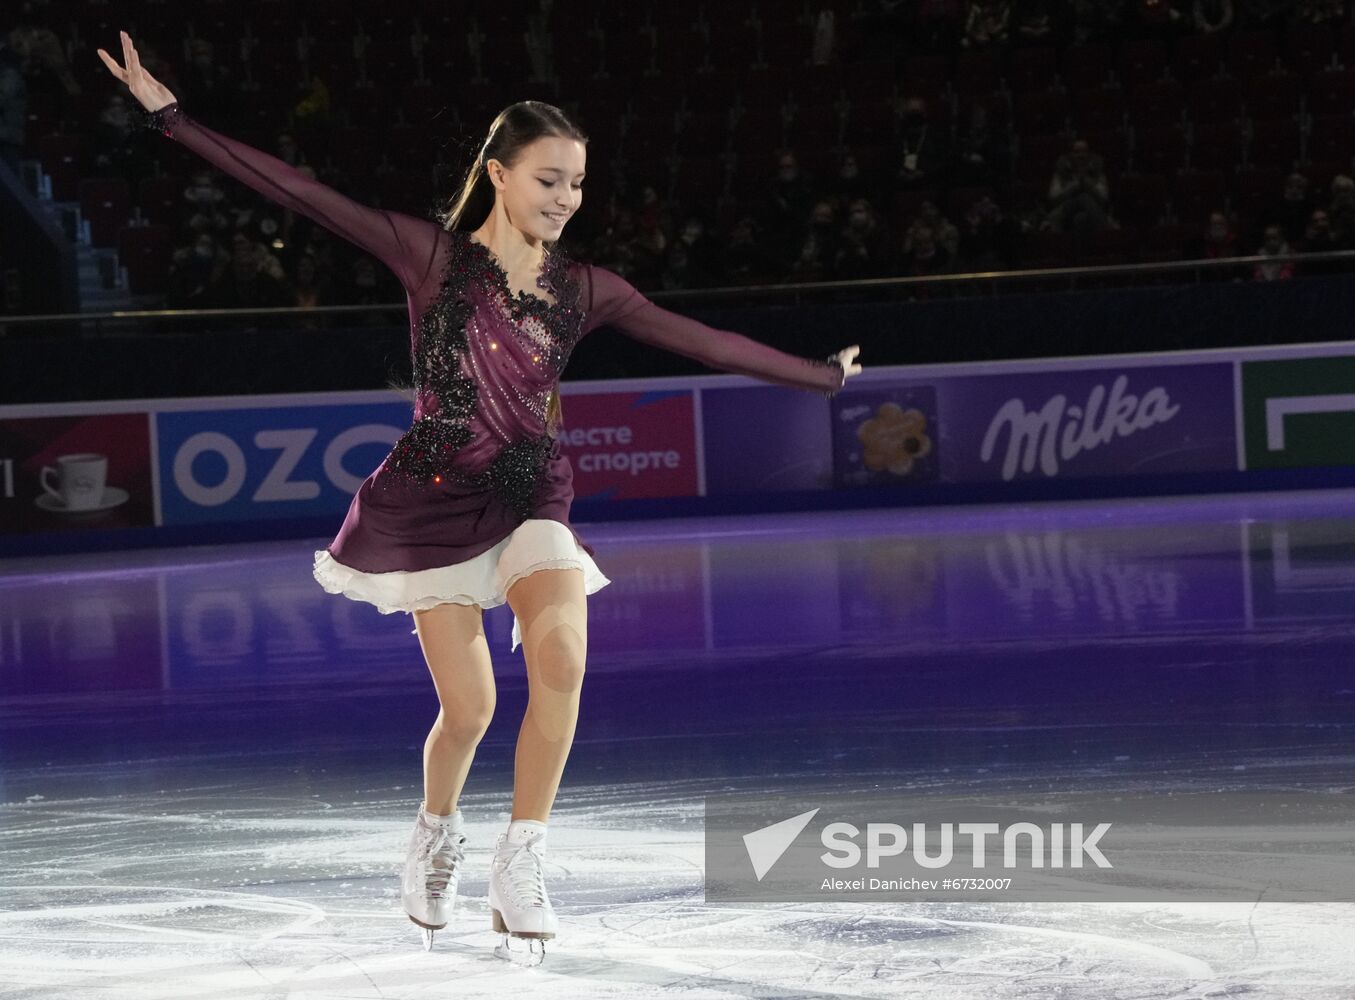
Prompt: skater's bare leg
<box><xmin>505</xmin><ymin>567</ymin><xmax>588</xmax><ymax>823</ymax></box>
<box><xmin>413</xmin><ymin>602</ymin><xmax>497</xmax><ymax>815</ymax></box>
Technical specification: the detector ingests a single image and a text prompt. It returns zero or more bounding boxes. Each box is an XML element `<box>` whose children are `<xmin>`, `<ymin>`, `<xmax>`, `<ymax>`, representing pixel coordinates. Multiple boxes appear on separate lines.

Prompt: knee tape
<box><xmin>519</xmin><ymin>601</ymin><xmax>588</xmax><ymax>688</ymax></box>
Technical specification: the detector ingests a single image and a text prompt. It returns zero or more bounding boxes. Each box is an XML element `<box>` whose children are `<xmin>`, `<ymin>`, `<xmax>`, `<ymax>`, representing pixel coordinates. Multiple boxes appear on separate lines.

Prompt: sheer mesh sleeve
<box><xmin>578</xmin><ymin>263</ymin><xmax>847</xmax><ymax>395</ymax></box>
<box><xmin>138</xmin><ymin>102</ymin><xmax>442</xmax><ymax>296</ymax></box>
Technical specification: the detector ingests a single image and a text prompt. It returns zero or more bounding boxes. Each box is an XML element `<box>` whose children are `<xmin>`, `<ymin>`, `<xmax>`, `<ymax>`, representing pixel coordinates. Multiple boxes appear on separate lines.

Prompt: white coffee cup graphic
<box><xmin>40</xmin><ymin>453</ymin><xmax>108</xmax><ymax>511</ymax></box>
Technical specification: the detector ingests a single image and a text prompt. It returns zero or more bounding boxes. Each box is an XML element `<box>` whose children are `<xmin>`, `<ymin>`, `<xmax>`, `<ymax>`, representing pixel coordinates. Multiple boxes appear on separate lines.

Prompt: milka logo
<box><xmin>980</xmin><ymin>375</ymin><xmax>1180</xmax><ymax>481</ymax></box>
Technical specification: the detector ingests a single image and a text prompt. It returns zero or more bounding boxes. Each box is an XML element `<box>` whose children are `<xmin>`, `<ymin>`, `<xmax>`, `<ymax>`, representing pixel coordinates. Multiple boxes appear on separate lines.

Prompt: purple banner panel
<box><xmin>833</xmin><ymin>363</ymin><xmax>1237</xmax><ymax>487</ymax></box>
<box><xmin>701</xmin><ymin>386</ymin><xmax>834</xmax><ymax>495</ymax></box>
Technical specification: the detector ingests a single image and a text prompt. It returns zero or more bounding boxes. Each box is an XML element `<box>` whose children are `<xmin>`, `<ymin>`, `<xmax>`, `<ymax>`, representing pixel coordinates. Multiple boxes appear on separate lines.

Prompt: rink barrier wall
<box><xmin>3</xmin><ymin>338</ymin><xmax>1355</xmax><ymax>557</ymax></box>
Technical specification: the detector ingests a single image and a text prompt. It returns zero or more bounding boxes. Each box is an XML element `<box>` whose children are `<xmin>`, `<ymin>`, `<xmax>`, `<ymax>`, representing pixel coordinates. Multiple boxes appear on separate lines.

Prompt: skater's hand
<box><xmin>832</xmin><ymin>344</ymin><xmax>863</xmax><ymax>381</ymax></box>
<box><xmin>96</xmin><ymin>30</ymin><xmax>177</xmax><ymax>112</ymax></box>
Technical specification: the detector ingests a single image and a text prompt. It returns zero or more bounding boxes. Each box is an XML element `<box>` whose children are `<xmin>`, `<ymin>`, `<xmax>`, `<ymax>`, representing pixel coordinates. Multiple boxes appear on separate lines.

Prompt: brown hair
<box><xmin>441</xmin><ymin>101</ymin><xmax>588</xmax><ymax>438</ymax></box>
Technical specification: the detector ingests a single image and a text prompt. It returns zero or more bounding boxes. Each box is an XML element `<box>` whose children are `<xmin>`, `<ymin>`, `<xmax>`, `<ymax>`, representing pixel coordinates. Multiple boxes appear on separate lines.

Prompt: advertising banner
<box><xmin>557</xmin><ymin>390</ymin><xmax>698</xmax><ymax>500</ymax></box>
<box><xmin>0</xmin><ymin>413</ymin><xmax>155</xmax><ymax>534</ymax></box>
<box><xmin>832</xmin><ymin>363</ymin><xmax>1237</xmax><ymax>487</ymax></box>
<box><xmin>1242</xmin><ymin>354</ymin><xmax>1355</xmax><ymax>470</ymax></box>
<box><xmin>157</xmin><ymin>402</ymin><xmax>411</xmax><ymax>526</ymax></box>
<box><xmin>701</xmin><ymin>386</ymin><xmax>834</xmax><ymax>494</ymax></box>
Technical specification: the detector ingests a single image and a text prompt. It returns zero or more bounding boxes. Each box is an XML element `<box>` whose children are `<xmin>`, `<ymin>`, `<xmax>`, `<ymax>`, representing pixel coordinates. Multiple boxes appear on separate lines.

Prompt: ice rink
<box><xmin>3</xmin><ymin>491</ymin><xmax>1353</xmax><ymax>998</ymax></box>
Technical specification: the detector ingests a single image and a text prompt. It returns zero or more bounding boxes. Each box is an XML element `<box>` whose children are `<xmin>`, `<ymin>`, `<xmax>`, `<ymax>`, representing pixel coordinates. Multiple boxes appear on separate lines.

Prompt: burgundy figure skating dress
<box><xmin>140</xmin><ymin>103</ymin><xmax>847</xmax><ymax>650</ymax></box>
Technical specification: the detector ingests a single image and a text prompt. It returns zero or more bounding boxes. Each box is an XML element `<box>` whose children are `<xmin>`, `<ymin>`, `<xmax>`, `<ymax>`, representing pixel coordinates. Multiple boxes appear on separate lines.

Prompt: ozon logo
<box><xmin>172</xmin><ymin>424</ymin><xmax>402</xmax><ymax>506</ymax></box>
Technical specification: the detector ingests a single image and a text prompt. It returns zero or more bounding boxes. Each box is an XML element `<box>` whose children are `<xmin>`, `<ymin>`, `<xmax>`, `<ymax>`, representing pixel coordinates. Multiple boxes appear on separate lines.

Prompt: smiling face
<box><xmin>485</xmin><ymin>135</ymin><xmax>587</xmax><ymax>242</ymax></box>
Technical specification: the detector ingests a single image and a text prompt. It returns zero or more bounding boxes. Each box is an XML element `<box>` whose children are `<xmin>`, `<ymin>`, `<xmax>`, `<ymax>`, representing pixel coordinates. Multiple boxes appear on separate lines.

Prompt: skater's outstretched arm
<box><xmin>579</xmin><ymin>263</ymin><xmax>861</xmax><ymax>395</ymax></box>
<box><xmin>97</xmin><ymin>31</ymin><xmax>440</xmax><ymax>295</ymax></box>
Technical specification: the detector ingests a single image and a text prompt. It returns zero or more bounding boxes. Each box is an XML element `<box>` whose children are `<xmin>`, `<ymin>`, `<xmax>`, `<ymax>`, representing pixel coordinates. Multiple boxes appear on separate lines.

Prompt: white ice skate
<box><xmin>488</xmin><ymin>818</ymin><xmax>557</xmax><ymax>966</ymax></box>
<box><xmin>402</xmin><ymin>806</ymin><xmax>467</xmax><ymax>951</ymax></box>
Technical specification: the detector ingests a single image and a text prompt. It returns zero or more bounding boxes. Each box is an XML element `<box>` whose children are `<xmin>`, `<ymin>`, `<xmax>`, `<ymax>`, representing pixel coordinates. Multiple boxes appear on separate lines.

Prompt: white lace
<box><xmin>498</xmin><ymin>840</ymin><xmax>548</xmax><ymax>908</ymax></box>
<box><xmin>418</xmin><ymin>823</ymin><xmax>466</xmax><ymax>899</ymax></box>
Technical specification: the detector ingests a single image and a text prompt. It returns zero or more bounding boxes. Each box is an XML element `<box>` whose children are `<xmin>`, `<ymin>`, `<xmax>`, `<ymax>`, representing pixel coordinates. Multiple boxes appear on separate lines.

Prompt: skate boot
<box><xmin>488</xmin><ymin>818</ymin><xmax>557</xmax><ymax>966</ymax></box>
<box><xmin>401</xmin><ymin>805</ymin><xmax>467</xmax><ymax>951</ymax></box>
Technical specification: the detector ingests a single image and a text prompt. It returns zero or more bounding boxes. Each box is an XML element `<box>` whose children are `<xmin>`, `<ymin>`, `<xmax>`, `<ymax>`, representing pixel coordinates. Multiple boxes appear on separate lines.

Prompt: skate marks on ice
<box><xmin>2</xmin><ymin>784</ymin><xmax>1354</xmax><ymax>999</ymax></box>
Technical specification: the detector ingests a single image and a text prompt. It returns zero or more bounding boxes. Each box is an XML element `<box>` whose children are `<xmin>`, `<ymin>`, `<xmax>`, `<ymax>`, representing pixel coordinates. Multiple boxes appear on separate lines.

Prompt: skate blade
<box><xmin>494</xmin><ymin>934</ymin><xmax>546</xmax><ymax>966</ymax></box>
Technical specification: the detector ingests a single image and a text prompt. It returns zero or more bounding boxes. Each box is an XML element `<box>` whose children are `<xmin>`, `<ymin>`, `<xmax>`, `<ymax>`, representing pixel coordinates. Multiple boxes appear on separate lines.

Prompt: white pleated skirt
<box><xmin>312</xmin><ymin>518</ymin><xmax>611</xmax><ymax>652</ymax></box>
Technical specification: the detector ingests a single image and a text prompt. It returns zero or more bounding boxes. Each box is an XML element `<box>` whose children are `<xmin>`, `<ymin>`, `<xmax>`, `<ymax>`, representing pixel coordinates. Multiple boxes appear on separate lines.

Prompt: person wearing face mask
<box><xmin>835</xmin><ymin>198</ymin><xmax>896</xmax><ymax>280</ymax></box>
<box><xmin>764</xmin><ymin>149</ymin><xmax>817</xmax><ymax>268</ymax></box>
<box><xmin>895</xmin><ymin>96</ymin><xmax>948</xmax><ymax>191</ymax></box>
<box><xmin>790</xmin><ymin>200</ymin><xmax>841</xmax><ymax>282</ymax></box>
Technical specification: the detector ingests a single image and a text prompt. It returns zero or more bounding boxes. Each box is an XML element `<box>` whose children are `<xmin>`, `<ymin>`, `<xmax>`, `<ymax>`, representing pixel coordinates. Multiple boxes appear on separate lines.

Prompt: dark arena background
<box><xmin>2</xmin><ymin>0</ymin><xmax>1355</xmax><ymax>996</ymax></box>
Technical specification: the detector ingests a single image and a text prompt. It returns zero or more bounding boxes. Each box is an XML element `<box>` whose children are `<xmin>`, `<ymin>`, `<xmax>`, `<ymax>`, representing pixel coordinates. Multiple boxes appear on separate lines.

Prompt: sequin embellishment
<box><xmin>379</xmin><ymin>230</ymin><xmax>583</xmax><ymax>520</ymax></box>
<box><xmin>132</xmin><ymin>101</ymin><xmax>184</xmax><ymax>137</ymax></box>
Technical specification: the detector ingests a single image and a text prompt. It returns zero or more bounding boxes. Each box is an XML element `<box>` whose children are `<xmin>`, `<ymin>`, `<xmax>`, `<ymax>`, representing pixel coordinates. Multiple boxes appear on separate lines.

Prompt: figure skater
<box><xmin>99</xmin><ymin>30</ymin><xmax>862</xmax><ymax>964</ymax></box>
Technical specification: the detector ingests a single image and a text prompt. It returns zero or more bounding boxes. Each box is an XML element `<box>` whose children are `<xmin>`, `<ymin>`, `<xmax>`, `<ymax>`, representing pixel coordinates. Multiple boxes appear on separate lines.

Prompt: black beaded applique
<box><xmin>379</xmin><ymin>229</ymin><xmax>584</xmax><ymax>520</ymax></box>
<box><xmin>132</xmin><ymin>101</ymin><xmax>184</xmax><ymax>137</ymax></box>
<box><xmin>823</xmin><ymin>357</ymin><xmax>847</xmax><ymax>398</ymax></box>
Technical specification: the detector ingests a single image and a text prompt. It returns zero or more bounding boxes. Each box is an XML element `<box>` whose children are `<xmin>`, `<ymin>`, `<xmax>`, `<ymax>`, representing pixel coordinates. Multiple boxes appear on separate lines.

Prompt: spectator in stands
<box><xmin>8</xmin><ymin>25</ymin><xmax>81</xmax><ymax>101</ymax></box>
<box><xmin>339</xmin><ymin>255</ymin><xmax>394</xmax><ymax>323</ymax></box>
<box><xmin>1196</xmin><ymin>209</ymin><xmax>1240</xmax><ymax>258</ymax></box>
<box><xmin>207</xmin><ymin>230</ymin><xmax>291</xmax><ymax>310</ymax></box>
<box><xmin>165</xmin><ymin>233</ymin><xmax>225</xmax><ymax>309</ymax></box>
<box><xmin>907</xmin><ymin>200</ymin><xmax>961</xmax><ymax>262</ymax></box>
<box><xmin>835</xmin><ymin>198</ymin><xmax>895</xmax><ymax>279</ymax></box>
<box><xmin>958</xmin><ymin>194</ymin><xmax>1017</xmax><ymax>270</ymax></box>
<box><xmin>823</xmin><ymin>150</ymin><xmax>874</xmax><ymax>206</ymax></box>
<box><xmin>902</xmin><ymin>224</ymin><xmax>952</xmax><ymax>280</ymax></box>
<box><xmin>894</xmin><ymin>96</ymin><xmax>948</xmax><ymax>191</ymax></box>
<box><xmin>1185</xmin><ymin>209</ymin><xmax>1245</xmax><ymax>280</ymax></box>
<box><xmin>789</xmin><ymin>200</ymin><xmax>841</xmax><ymax>282</ymax></box>
<box><xmin>182</xmin><ymin>38</ymin><xmax>235</xmax><ymax>120</ymax></box>
<box><xmin>1253</xmin><ymin>224</ymin><xmax>1295</xmax><ymax>281</ymax></box>
<box><xmin>92</xmin><ymin>92</ymin><xmax>155</xmax><ymax>186</ymax></box>
<box><xmin>763</xmin><ymin>149</ymin><xmax>817</xmax><ymax>265</ymax></box>
<box><xmin>659</xmin><ymin>215</ymin><xmax>720</xmax><ymax>289</ymax></box>
<box><xmin>0</xmin><ymin>31</ymin><xmax>27</xmax><ymax>171</ymax></box>
<box><xmin>289</xmin><ymin>252</ymin><xmax>336</xmax><ymax>326</ymax></box>
<box><xmin>721</xmin><ymin>214</ymin><xmax>777</xmax><ymax>285</ymax></box>
<box><xmin>962</xmin><ymin>0</ymin><xmax>1012</xmax><ymax>46</ymax></box>
<box><xmin>1275</xmin><ymin>172</ymin><xmax>1313</xmax><ymax>246</ymax></box>
<box><xmin>1192</xmin><ymin>0</ymin><xmax>1234</xmax><ymax>33</ymax></box>
<box><xmin>953</xmin><ymin>101</ymin><xmax>1012</xmax><ymax>186</ymax></box>
<box><xmin>1046</xmin><ymin>137</ymin><xmax>1112</xmax><ymax>233</ymax></box>
<box><xmin>614</xmin><ymin>186</ymin><xmax>667</xmax><ymax>290</ymax></box>
<box><xmin>1303</xmin><ymin>208</ymin><xmax>1339</xmax><ymax>252</ymax></box>
<box><xmin>1326</xmin><ymin>174</ymin><xmax>1355</xmax><ymax>249</ymax></box>
<box><xmin>591</xmin><ymin>207</ymin><xmax>643</xmax><ymax>284</ymax></box>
